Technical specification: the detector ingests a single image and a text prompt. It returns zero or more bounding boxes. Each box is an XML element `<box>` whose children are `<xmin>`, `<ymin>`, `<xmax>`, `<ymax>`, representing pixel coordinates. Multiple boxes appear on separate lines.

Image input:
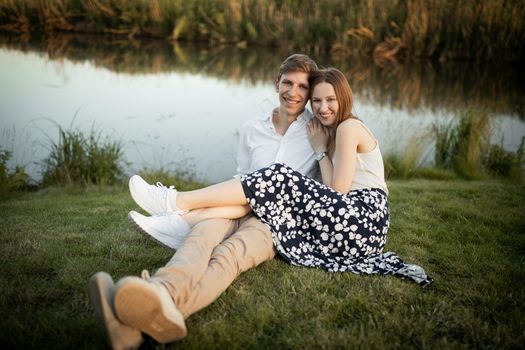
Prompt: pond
<box><xmin>1</xmin><ymin>35</ymin><xmax>524</xmax><ymax>183</ymax></box>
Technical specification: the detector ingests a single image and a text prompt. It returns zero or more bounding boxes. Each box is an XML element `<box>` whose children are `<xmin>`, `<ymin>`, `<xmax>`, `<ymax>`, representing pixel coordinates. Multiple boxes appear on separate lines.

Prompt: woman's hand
<box><xmin>307</xmin><ymin>118</ymin><xmax>329</xmax><ymax>153</ymax></box>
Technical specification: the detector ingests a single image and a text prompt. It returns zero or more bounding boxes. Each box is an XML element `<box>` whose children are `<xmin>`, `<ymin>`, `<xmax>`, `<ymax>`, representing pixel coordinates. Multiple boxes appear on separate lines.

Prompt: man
<box><xmin>89</xmin><ymin>54</ymin><xmax>321</xmax><ymax>349</ymax></box>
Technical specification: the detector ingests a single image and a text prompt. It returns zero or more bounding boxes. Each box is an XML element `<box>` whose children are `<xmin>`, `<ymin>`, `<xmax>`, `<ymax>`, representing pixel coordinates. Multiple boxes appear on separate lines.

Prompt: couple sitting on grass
<box><xmin>89</xmin><ymin>54</ymin><xmax>432</xmax><ymax>350</ymax></box>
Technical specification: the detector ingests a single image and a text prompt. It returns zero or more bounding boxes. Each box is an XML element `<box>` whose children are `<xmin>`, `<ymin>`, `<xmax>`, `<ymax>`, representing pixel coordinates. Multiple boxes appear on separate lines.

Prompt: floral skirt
<box><xmin>240</xmin><ymin>163</ymin><xmax>432</xmax><ymax>286</ymax></box>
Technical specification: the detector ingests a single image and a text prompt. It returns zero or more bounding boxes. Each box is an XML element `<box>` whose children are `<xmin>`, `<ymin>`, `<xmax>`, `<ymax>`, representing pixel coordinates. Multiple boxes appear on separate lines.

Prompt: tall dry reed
<box><xmin>433</xmin><ymin>108</ymin><xmax>491</xmax><ymax>179</ymax></box>
<box><xmin>1</xmin><ymin>0</ymin><xmax>524</xmax><ymax>61</ymax></box>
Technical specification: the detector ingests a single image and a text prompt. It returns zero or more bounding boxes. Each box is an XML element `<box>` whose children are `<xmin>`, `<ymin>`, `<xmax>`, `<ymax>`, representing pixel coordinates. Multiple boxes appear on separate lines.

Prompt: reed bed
<box><xmin>382</xmin><ymin>109</ymin><xmax>525</xmax><ymax>181</ymax></box>
<box><xmin>432</xmin><ymin>108</ymin><xmax>524</xmax><ymax>180</ymax></box>
<box><xmin>1</xmin><ymin>0</ymin><xmax>524</xmax><ymax>61</ymax></box>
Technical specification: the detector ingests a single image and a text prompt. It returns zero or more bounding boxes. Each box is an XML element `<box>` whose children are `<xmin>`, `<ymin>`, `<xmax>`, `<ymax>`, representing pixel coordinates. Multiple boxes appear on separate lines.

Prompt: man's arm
<box><xmin>235</xmin><ymin>124</ymin><xmax>251</xmax><ymax>175</ymax></box>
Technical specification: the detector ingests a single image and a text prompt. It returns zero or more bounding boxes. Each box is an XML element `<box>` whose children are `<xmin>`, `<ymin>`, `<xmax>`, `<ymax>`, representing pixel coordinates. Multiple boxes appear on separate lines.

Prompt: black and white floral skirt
<box><xmin>240</xmin><ymin>163</ymin><xmax>433</xmax><ymax>286</ymax></box>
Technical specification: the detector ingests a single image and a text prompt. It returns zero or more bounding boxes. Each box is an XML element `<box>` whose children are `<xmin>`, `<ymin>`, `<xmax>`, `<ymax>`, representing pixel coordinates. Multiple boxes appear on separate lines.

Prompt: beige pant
<box><xmin>151</xmin><ymin>215</ymin><xmax>276</xmax><ymax>318</ymax></box>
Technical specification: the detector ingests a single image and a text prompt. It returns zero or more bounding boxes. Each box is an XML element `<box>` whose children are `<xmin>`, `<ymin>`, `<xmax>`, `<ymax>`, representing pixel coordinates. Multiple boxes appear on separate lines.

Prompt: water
<box><xmin>1</xmin><ymin>36</ymin><xmax>524</xmax><ymax>183</ymax></box>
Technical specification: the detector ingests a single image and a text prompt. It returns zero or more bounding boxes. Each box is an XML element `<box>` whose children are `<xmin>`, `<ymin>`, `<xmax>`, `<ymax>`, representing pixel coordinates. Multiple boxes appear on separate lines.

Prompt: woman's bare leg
<box><xmin>182</xmin><ymin>205</ymin><xmax>251</xmax><ymax>227</ymax></box>
<box><xmin>171</xmin><ymin>179</ymin><xmax>247</xmax><ymax>211</ymax></box>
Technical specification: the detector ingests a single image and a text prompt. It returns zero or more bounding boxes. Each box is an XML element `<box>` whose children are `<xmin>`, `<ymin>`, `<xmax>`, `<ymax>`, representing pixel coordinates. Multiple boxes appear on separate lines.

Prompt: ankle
<box><xmin>171</xmin><ymin>191</ymin><xmax>189</xmax><ymax>211</ymax></box>
<box><xmin>169</xmin><ymin>191</ymin><xmax>181</xmax><ymax>211</ymax></box>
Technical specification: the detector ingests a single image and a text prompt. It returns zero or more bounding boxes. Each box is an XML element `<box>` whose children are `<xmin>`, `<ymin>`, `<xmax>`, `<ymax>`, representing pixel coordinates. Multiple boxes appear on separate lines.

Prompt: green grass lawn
<box><xmin>1</xmin><ymin>179</ymin><xmax>524</xmax><ymax>349</ymax></box>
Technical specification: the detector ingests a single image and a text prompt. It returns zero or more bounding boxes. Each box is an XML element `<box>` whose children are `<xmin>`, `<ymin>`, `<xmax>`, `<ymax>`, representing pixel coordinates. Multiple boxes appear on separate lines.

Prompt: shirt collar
<box><xmin>264</xmin><ymin>108</ymin><xmax>313</xmax><ymax>125</ymax></box>
<box><xmin>298</xmin><ymin>108</ymin><xmax>313</xmax><ymax>123</ymax></box>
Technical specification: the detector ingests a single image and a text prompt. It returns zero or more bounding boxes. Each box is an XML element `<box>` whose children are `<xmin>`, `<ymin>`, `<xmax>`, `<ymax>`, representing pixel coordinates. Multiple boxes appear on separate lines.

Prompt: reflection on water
<box><xmin>2</xmin><ymin>34</ymin><xmax>523</xmax><ymax>117</ymax></box>
<box><xmin>1</xmin><ymin>34</ymin><xmax>524</xmax><ymax>183</ymax></box>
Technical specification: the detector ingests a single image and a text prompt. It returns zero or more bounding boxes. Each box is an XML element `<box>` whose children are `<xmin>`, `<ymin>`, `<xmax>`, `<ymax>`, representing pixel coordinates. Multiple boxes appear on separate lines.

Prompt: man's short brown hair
<box><xmin>277</xmin><ymin>54</ymin><xmax>318</xmax><ymax>81</ymax></box>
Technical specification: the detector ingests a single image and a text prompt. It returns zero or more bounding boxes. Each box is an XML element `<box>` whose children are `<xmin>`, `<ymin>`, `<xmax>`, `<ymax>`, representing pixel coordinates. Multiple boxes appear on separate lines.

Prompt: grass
<box><xmin>138</xmin><ymin>167</ymin><xmax>205</xmax><ymax>192</ymax></box>
<box><xmin>433</xmin><ymin>108</ymin><xmax>491</xmax><ymax>179</ymax></box>
<box><xmin>383</xmin><ymin>135</ymin><xmax>427</xmax><ymax>180</ymax></box>
<box><xmin>484</xmin><ymin>137</ymin><xmax>525</xmax><ymax>181</ymax></box>
<box><xmin>0</xmin><ymin>147</ymin><xmax>29</xmax><ymax>192</ymax></box>
<box><xmin>1</xmin><ymin>179</ymin><xmax>524</xmax><ymax>349</ymax></box>
<box><xmin>0</xmin><ymin>0</ymin><xmax>524</xmax><ymax>61</ymax></box>
<box><xmin>41</xmin><ymin>121</ymin><xmax>125</xmax><ymax>186</ymax></box>
<box><xmin>432</xmin><ymin>109</ymin><xmax>525</xmax><ymax>181</ymax></box>
<box><xmin>383</xmin><ymin>108</ymin><xmax>525</xmax><ymax>181</ymax></box>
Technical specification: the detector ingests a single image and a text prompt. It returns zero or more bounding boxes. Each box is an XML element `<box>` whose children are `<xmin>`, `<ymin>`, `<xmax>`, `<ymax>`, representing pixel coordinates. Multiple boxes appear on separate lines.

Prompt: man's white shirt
<box><xmin>236</xmin><ymin>109</ymin><xmax>317</xmax><ymax>178</ymax></box>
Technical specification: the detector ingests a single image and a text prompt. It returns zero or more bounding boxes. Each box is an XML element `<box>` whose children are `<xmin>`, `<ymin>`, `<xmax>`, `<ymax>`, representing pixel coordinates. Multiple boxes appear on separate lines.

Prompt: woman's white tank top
<box><xmin>350</xmin><ymin>143</ymin><xmax>388</xmax><ymax>194</ymax></box>
<box><xmin>333</xmin><ymin>121</ymin><xmax>388</xmax><ymax>194</ymax></box>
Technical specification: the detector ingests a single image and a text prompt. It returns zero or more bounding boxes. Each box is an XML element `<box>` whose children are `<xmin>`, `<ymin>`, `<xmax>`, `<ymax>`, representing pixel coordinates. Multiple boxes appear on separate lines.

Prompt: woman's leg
<box><xmin>171</xmin><ymin>179</ymin><xmax>247</xmax><ymax>211</ymax></box>
<box><xmin>182</xmin><ymin>205</ymin><xmax>251</xmax><ymax>227</ymax></box>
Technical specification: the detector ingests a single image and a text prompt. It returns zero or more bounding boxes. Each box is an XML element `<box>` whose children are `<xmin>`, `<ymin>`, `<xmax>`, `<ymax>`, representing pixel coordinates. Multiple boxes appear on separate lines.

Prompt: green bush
<box><xmin>484</xmin><ymin>137</ymin><xmax>524</xmax><ymax>181</ymax></box>
<box><xmin>0</xmin><ymin>148</ymin><xmax>29</xmax><ymax>192</ymax></box>
<box><xmin>42</xmin><ymin>124</ymin><xmax>125</xmax><ymax>186</ymax></box>
<box><xmin>384</xmin><ymin>152</ymin><xmax>417</xmax><ymax>180</ymax></box>
<box><xmin>138</xmin><ymin>166</ymin><xmax>205</xmax><ymax>191</ymax></box>
<box><xmin>432</xmin><ymin>109</ymin><xmax>524</xmax><ymax>181</ymax></box>
<box><xmin>433</xmin><ymin>109</ymin><xmax>491</xmax><ymax>179</ymax></box>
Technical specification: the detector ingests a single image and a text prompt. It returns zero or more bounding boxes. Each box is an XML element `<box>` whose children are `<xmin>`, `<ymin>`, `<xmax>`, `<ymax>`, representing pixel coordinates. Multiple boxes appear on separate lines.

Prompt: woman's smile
<box><xmin>311</xmin><ymin>82</ymin><xmax>339</xmax><ymax>127</ymax></box>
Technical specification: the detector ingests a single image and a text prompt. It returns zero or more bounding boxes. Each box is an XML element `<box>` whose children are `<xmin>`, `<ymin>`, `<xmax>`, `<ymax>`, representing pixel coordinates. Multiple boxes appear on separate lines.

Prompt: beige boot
<box><xmin>89</xmin><ymin>272</ymin><xmax>144</xmax><ymax>350</ymax></box>
<box><xmin>113</xmin><ymin>271</ymin><xmax>187</xmax><ymax>343</ymax></box>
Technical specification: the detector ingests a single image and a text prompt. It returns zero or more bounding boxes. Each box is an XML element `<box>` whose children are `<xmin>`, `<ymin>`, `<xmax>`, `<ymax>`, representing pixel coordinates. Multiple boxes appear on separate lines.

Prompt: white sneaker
<box><xmin>88</xmin><ymin>272</ymin><xmax>144</xmax><ymax>350</ymax></box>
<box><xmin>114</xmin><ymin>275</ymin><xmax>187</xmax><ymax>343</ymax></box>
<box><xmin>128</xmin><ymin>210</ymin><xmax>190</xmax><ymax>250</ymax></box>
<box><xmin>128</xmin><ymin>175</ymin><xmax>180</xmax><ymax>216</ymax></box>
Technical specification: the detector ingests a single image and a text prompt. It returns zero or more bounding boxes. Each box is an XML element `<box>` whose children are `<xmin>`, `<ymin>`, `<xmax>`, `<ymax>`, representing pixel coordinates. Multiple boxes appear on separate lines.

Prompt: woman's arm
<box><xmin>317</xmin><ymin>152</ymin><xmax>334</xmax><ymax>186</ymax></box>
<box><xmin>307</xmin><ymin>118</ymin><xmax>333</xmax><ymax>186</ymax></box>
<box><xmin>330</xmin><ymin>121</ymin><xmax>360</xmax><ymax>193</ymax></box>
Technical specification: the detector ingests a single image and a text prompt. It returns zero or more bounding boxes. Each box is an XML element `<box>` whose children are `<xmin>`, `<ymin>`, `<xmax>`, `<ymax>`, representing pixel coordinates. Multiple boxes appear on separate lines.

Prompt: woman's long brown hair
<box><xmin>308</xmin><ymin>68</ymin><xmax>358</xmax><ymax>155</ymax></box>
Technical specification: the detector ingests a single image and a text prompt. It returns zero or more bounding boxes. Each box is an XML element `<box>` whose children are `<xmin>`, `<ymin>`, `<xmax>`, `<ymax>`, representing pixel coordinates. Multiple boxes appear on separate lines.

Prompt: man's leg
<box><xmin>111</xmin><ymin>218</ymin><xmax>239</xmax><ymax>343</ymax></box>
<box><xmin>153</xmin><ymin>216</ymin><xmax>276</xmax><ymax>318</ymax></box>
<box><xmin>89</xmin><ymin>272</ymin><xmax>144</xmax><ymax>350</ymax></box>
<box><xmin>149</xmin><ymin>217</ymin><xmax>240</xmax><ymax>312</ymax></box>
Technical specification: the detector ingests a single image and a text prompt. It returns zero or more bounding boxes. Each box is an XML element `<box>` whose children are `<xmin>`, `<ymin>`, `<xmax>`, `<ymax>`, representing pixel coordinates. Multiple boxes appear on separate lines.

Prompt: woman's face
<box><xmin>311</xmin><ymin>82</ymin><xmax>339</xmax><ymax>127</ymax></box>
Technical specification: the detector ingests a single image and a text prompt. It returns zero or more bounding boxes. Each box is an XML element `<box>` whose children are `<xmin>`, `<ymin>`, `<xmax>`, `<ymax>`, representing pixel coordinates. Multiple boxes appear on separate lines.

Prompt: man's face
<box><xmin>275</xmin><ymin>71</ymin><xmax>310</xmax><ymax>118</ymax></box>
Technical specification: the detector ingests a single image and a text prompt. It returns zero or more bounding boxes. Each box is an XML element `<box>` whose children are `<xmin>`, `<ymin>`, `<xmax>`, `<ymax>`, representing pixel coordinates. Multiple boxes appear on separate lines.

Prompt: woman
<box><xmin>133</xmin><ymin>68</ymin><xmax>432</xmax><ymax>286</ymax></box>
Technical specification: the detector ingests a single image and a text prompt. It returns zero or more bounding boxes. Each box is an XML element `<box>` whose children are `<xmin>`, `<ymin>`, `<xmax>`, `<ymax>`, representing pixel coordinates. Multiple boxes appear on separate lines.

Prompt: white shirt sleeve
<box><xmin>235</xmin><ymin>123</ymin><xmax>251</xmax><ymax>175</ymax></box>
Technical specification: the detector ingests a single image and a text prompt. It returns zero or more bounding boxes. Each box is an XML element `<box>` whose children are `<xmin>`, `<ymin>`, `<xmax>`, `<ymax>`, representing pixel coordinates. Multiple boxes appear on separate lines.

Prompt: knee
<box><xmin>191</xmin><ymin>218</ymin><xmax>236</xmax><ymax>237</ymax></box>
<box><xmin>238</xmin><ymin>220</ymin><xmax>274</xmax><ymax>246</ymax></box>
<box><xmin>212</xmin><ymin>242</ymin><xmax>244</xmax><ymax>265</ymax></box>
<box><xmin>179</xmin><ymin>218</ymin><xmax>237</xmax><ymax>252</ymax></box>
<box><xmin>211</xmin><ymin>227</ymin><xmax>275</xmax><ymax>270</ymax></box>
